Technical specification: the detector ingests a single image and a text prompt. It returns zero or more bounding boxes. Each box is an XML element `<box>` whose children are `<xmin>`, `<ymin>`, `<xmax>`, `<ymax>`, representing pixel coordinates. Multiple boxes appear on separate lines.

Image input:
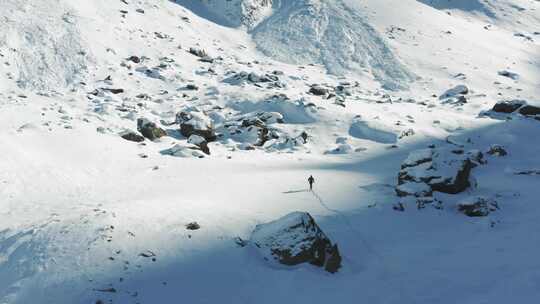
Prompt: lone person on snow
<box><xmin>308</xmin><ymin>175</ymin><xmax>315</xmax><ymax>191</ymax></box>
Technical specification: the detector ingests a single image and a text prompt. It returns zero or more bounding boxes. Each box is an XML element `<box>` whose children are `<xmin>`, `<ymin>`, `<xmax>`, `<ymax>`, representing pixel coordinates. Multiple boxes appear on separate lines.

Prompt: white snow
<box><xmin>0</xmin><ymin>0</ymin><xmax>540</xmax><ymax>303</ymax></box>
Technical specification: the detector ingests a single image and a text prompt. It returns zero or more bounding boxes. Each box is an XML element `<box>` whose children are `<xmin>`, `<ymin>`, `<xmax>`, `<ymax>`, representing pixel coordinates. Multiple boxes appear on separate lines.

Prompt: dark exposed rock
<box><xmin>185</xmin><ymin>84</ymin><xmax>199</xmax><ymax>91</ymax></box>
<box><xmin>188</xmin><ymin>47</ymin><xmax>207</xmax><ymax>58</ymax></box>
<box><xmin>309</xmin><ymin>85</ymin><xmax>329</xmax><ymax>96</ymax></box>
<box><xmin>137</xmin><ymin>118</ymin><xmax>167</xmax><ymax>141</ymax></box>
<box><xmin>251</xmin><ymin>212</ymin><xmax>341</xmax><ymax>273</ymax></box>
<box><xmin>102</xmin><ymin>88</ymin><xmax>124</xmax><ymax>94</ymax></box>
<box><xmin>120</xmin><ymin>130</ymin><xmax>145</xmax><ymax>143</ymax></box>
<box><xmin>186</xmin><ymin>222</ymin><xmax>201</xmax><ymax>230</ymax></box>
<box><xmin>457</xmin><ymin>197</ymin><xmax>499</xmax><ymax>217</ymax></box>
<box><xmin>518</xmin><ymin>105</ymin><xmax>540</xmax><ymax>116</ymax></box>
<box><xmin>492</xmin><ymin>100</ymin><xmax>525</xmax><ymax>113</ymax></box>
<box><xmin>127</xmin><ymin>55</ymin><xmax>141</xmax><ymax>63</ymax></box>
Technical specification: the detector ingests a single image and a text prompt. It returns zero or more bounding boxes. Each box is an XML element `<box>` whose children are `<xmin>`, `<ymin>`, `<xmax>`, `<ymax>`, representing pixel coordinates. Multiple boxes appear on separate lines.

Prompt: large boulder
<box><xmin>396</xmin><ymin>148</ymin><xmax>484</xmax><ymax>197</ymax></box>
<box><xmin>176</xmin><ymin>111</ymin><xmax>217</xmax><ymax>142</ymax></box>
<box><xmin>251</xmin><ymin>212</ymin><xmax>342</xmax><ymax>273</ymax></box>
<box><xmin>137</xmin><ymin>118</ymin><xmax>167</xmax><ymax>141</ymax></box>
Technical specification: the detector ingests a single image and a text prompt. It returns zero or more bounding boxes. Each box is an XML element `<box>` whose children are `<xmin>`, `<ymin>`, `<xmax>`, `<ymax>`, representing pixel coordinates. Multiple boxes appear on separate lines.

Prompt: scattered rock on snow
<box><xmin>487</xmin><ymin>144</ymin><xmax>507</xmax><ymax>157</ymax></box>
<box><xmin>186</xmin><ymin>222</ymin><xmax>201</xmax><ymax>230</ymax></box>
<box><xmin>498</xmin><ymin>70</ymin><xmax>519</xmax><ymax>80</ymax></box>
<box><xmin>251</xmin><ymin>212</ymin><xmax>342</xmax><ymax>273</ymax></box>
<box><xmin>457</xmin><ymin>196</ymin><xmax>499</xmax><ymax>217</ymax></box>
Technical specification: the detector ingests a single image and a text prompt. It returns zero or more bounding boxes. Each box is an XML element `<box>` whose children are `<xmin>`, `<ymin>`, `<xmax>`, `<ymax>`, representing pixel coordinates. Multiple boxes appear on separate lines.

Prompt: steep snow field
<box><xmin>0</xmin><ymin>0</ymin><xmax>539</xmax><ymax>303</ymax></box>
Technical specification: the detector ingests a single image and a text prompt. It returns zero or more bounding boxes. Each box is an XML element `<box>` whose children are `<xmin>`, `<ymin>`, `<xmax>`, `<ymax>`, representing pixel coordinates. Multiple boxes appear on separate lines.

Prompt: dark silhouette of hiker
<box><xmin>308</xmin><ymin>175</ymin><xmax>315</xmax><ymax>191</ymax></box>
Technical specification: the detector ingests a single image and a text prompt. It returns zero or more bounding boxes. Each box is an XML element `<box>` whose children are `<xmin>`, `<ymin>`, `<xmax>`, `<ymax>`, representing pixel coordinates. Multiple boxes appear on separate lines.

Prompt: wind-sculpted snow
<box><xmin>0</xmin><ymin>0</ymin><xmax>90</xmax><ymax>90</ymax></box>
<box><xmin>252</xmin><ymin>0</ymin><xmax>415</xmax><ymax>90</ymax></box>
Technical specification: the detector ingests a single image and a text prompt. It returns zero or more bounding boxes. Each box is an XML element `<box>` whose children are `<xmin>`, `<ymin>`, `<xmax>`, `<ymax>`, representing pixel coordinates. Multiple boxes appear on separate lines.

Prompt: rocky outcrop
<box><xmin>251</xmin><ymin>212</ymin><xmax>342</xmax><ymax>273</ymax></box>
<box><xmin>396</xmin><ymin>148</ymin><xmax>484</xmax><ymax>197</ymax></box>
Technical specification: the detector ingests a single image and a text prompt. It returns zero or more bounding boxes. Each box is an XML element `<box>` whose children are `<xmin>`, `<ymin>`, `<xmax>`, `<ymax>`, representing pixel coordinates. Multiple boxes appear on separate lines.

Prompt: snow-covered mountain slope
<box><xmin>252</xmin><ymin>0</ymin><xmax>415</xmax><ymax>90</ymax></box>
<box><xmin>0</xmin><ymin>0</ymin><xmax>91</xmax><ymax>91</ymax></box>
<box><xmin>0</xmin><ymin>0</ymin><xmax>540</xmax><ymax>303</ymax></box>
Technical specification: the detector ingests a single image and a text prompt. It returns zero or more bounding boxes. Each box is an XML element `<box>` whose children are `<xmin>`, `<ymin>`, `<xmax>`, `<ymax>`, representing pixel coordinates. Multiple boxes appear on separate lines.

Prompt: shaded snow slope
<box><xmin>252</xmin><ymin>0</ymin><xmax>415</xmax><ymax>90</ymax></box>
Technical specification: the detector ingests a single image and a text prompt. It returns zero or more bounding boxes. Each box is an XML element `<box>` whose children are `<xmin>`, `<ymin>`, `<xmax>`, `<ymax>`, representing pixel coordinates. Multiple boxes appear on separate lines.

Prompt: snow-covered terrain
<box><xmin>0</xmin><ymin>0</ymin><xmax>539</xmax><ymax>303</ymax></box>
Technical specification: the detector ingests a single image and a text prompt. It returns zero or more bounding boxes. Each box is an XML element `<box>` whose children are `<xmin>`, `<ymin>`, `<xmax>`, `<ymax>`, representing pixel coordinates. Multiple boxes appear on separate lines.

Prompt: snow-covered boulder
<box><xmin>439</xmin><ymin>85</ymin><xmax>469</xmax><ymax>100</ymax></box>
<box><xmin>161</xmin><ymin>144</ymin><xmax>206</xmax><ymax>158</ymax></box>
<box><xmin>251</xmin><ymin>212</ymin><xmax>342</xmax><ymax>273</ymax></box>
<box><xmin>188</xmin><ymin>134</ymin><xmax>210</xmax><ymax>155</ymax></box>
<box><xmin>457</xmin><ymin>196</ymin><xmax>499</xmax><ymax>217</ymax></box>
<box><xmin>177</xmin><ymin>111</ymin><xmax>217</xmax><ymax>142</ymax></box>
<box><xmin>137</xmin><ymin>118</ymin><xmax>167</xmax><ymax>141</ymax></box>
<box><xmin>396</xmin><ymin>148</ymin><xmax>484</xmax><ymax>197</ymax></box>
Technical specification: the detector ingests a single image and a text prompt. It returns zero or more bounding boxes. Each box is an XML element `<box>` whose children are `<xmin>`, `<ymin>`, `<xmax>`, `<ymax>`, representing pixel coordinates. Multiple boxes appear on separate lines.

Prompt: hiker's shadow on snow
<box><xmin>282</xmin><ymin>189</ymin><xmax>309</xmax><ymax>194</ymax></box>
